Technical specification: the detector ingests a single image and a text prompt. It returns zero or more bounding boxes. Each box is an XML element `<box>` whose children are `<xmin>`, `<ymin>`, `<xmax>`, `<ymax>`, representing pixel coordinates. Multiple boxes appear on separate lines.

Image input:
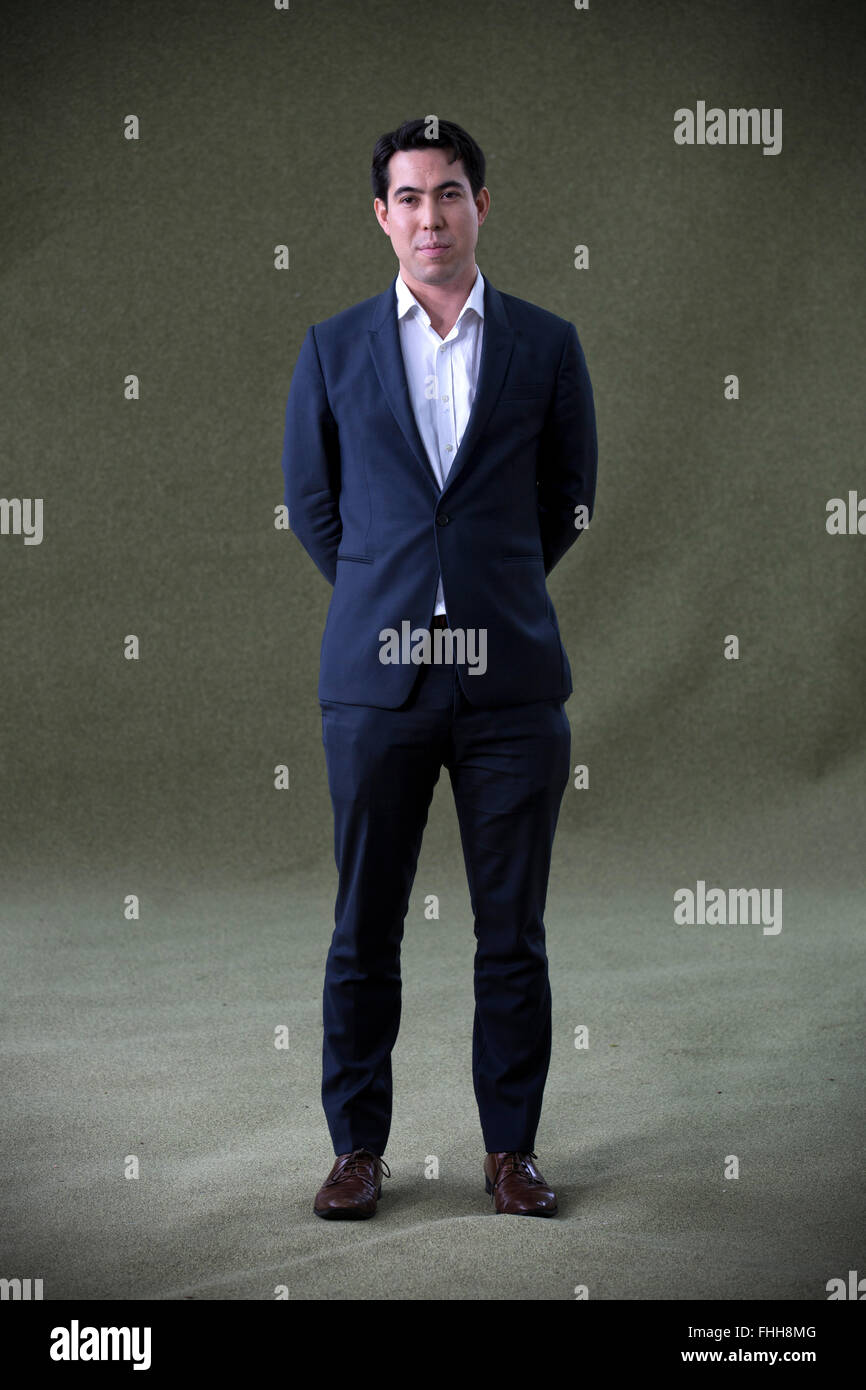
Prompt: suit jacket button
<box><xmin>436</xmin><ymin>513</ymin><xmax>450</xmax><ymax>526</ymax></box>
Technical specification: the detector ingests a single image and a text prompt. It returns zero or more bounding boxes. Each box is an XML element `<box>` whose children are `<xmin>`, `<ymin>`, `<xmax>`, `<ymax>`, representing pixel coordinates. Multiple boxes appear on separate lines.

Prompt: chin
<box><xmin>416</xmin><ymin>258</ymin><xmax>457</xmax><ymax>277</ymax></box>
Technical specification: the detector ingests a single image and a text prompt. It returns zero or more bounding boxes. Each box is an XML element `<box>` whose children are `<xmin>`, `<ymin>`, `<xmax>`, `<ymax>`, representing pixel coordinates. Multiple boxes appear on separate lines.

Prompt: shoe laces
<box><xmin>329</xmin><ymin>1147</ymin><xmax>391</xmax><ymax>1187</ymax></box>
<box><xmin>493</xmin><ymin>1151</ymin><xmax>546</xmax><ymax>1188</ymax></box>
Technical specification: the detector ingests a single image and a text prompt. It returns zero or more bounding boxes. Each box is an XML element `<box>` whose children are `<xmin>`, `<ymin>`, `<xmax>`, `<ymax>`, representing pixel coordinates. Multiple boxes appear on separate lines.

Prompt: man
<box><xmin>281</xmin><ymin>117</ymin><xmax>597</xmax><ymax>1219</ymax></box>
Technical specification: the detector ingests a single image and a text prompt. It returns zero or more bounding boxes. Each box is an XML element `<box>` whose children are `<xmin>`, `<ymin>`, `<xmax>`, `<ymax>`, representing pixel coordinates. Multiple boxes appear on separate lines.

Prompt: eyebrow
<box><xmin>391</xmin><ymin>180</ymin><xmax>465</xmax><ymax>197</ymax></box>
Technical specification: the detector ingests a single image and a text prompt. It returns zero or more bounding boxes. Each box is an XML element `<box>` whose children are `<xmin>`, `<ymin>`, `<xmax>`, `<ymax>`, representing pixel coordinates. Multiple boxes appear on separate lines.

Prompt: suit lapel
<box><xmin>367</xmin><ymin>274</ymin><xmax>515</xmax><ymax>496</ymax></box>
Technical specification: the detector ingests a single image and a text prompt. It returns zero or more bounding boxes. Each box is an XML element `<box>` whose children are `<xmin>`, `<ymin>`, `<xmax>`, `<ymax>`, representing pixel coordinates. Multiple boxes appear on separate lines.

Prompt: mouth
<box><xmin>418</xmin><ymin>244</ymin><xmax>451</xmax><ymax>256</ymax></box>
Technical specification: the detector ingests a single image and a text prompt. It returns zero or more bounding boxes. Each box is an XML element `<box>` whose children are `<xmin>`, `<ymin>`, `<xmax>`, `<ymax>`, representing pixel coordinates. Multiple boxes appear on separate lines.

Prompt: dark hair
<box><xmin>371</xmin><ymin>117</ymin><xmax>486</xmax><ymax>206</ymax></box>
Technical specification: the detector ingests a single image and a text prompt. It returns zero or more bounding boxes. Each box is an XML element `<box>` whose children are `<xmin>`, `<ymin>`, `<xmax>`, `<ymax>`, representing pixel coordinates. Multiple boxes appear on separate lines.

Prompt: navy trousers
<box><xmin>319</xmin><ymin>654</ymin><xmax>571</xmax><ymax>1156</ymax></box>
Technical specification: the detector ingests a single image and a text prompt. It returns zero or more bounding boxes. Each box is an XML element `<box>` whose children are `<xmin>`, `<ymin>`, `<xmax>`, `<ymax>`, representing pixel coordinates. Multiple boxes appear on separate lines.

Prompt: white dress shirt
<box><xmin>395</xmin><ymin>265</ymin><xmax>486</xmax><ymax>618</ymax></box>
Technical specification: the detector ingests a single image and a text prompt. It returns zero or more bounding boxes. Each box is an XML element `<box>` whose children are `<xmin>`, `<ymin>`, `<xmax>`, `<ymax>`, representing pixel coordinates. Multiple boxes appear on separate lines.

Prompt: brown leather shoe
<box><xmin>484</xmin><ymin>1151</ymin><xmax>558</xmax><ymax>1216</ymax></box>
<box><xmin>313</xmin><ymin>1147</ymin><xmax>390</xmax><ymax>1219</ymax></box>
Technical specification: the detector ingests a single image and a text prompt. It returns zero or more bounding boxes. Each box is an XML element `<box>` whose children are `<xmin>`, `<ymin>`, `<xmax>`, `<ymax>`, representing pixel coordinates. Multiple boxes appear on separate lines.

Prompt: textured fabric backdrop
<box><xmin>1</xmin><ymin>0</ymin><xmax>863</xmax><ymax>1308</ymax></box>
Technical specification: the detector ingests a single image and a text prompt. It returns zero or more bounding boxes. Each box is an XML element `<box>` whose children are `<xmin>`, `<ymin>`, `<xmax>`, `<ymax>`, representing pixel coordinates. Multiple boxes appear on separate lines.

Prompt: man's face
<box><xmin>373</xmin><ymin>146</ymin><xmax>489</xmax><ymax>287</ymax></box>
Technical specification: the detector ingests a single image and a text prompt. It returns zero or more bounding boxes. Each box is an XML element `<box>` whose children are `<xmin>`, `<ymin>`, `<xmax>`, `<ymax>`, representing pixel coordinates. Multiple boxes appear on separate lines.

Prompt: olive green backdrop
<box><xmin>2</xmin><ymin>0</ymin><xmax>864</xmax><ymax>884</ymax></box>
<box><xmin>1</xmin><ymin>0</ymin><xmax>863</xmax><ymax>1303</ymax></box>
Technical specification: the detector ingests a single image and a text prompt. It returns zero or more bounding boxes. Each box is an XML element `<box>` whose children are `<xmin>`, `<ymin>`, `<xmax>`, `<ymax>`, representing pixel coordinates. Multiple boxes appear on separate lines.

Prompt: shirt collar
<box><xmin>395</xmin><ymin>265</ymin><xmax>485</xmax><ymax>329</ymax></box>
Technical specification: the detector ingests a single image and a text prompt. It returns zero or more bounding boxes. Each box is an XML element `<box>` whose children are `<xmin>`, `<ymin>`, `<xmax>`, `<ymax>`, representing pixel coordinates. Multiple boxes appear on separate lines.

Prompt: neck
<box><xmin>399</xmin><ymin>263</ymin><xmax>478</xmax><ymax>339</ymax></box>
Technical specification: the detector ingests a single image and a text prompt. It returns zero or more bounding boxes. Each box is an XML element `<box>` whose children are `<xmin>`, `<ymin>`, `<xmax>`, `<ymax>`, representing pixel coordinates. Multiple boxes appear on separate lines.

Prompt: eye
<box><xmin>399</xmin><ymin>191</ymin><xmax>461</xmax><ymax>204</ymax></box>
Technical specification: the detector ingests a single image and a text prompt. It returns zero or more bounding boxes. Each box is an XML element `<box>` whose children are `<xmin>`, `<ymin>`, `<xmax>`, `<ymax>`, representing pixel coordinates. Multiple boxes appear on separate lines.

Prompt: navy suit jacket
<box><xmin>281</xmin><ymin>273</ymin><xmax>597</xmax><ymax>708</ymax></box>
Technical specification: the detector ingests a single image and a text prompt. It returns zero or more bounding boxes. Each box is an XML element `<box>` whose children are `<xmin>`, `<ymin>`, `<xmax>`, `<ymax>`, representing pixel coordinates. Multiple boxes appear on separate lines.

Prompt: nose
<box><xmin>421</xmin><ymin>199</ymin><xmax>444</xmax><ymax>229</ymax></box>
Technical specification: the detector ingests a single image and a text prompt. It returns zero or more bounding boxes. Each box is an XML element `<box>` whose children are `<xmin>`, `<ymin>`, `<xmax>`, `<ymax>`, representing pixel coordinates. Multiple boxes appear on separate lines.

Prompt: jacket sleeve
<box><xmin>281</xmin><ymin>325</ymin><xmax>342</xmax><ymax>586</ymax></box>
<box><xmin>537</xmin><ymin>321</ymin><xmax>598</xmax><ymax>577</ymax></box>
